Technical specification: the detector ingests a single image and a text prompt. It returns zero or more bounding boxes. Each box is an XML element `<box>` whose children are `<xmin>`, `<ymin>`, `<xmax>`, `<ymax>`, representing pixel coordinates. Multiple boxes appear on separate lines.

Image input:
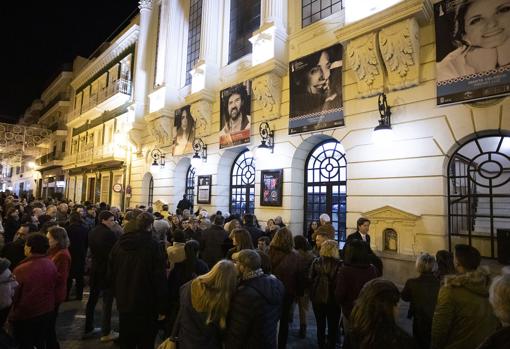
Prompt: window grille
<box><xmin>230</xmin><ymin>150</ymin><xmax>256</xmax><ymax>215</ymax></box>
<box><xmin>302</xmin><ymin>0</ymin><xmax>343</xmax><ymax>27</ymax></box>
<box><xmin>228</xmin><ymin>0</ymin><xmax>261</xmax><ymax>63</ymax></box>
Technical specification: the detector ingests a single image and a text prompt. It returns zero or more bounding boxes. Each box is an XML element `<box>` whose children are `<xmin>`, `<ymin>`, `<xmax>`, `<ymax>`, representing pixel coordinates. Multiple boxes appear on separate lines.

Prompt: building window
<box><xmin>230</xmin><ymin>150</ymin><xmax>256</xmax><ymax>215</ymax></box>
<box><xmin>448</xmin><ymin>135</ymin><xmax>510</xmax><ymax>259</ymax></box>
<box><xmin>186</xmin><ymin>165</ymin><xmax>196</xmax><ymax>209</ymax></box>
<box><xmin>304</xmin><ymin>140</ymin><xmax>347</xmax><ymax>241</ymax></box>
<box><xmin>302</xmin><ymin>0</ymin><xmax>343</xmax><ymax>27</ymax></box>
<box><xmin>228</xmin><ymin>0</ymin><xmax>261</xmax><ymax>63</ymax></box>
<box><xmin>186</xmin><ymin>0</ymin><xmax>203</xmax><ymax>86</ymax></box>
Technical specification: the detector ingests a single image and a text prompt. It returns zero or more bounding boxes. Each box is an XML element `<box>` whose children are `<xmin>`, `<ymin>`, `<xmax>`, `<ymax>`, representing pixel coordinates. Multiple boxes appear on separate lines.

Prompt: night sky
<box><xmin>0</xmin><ymin>0</ymin><xmax>140</xmax><ymax>122</ymax></box>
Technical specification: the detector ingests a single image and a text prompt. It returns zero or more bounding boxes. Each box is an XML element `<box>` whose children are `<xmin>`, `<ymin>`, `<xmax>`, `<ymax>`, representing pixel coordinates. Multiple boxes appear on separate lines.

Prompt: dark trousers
<box><xmin>119</xmin><ymin>313</ymin><xmax>157</xmax><ymax>349</ymax></box>
<box><xmin>85</xmin><ymin>286</ymin><xmax>113</xmax><ymax>335</ymax></box>
<box><xmin>278</xmin><ymin>294</ymin><xmax>294</xmax><ymax>349</ymax></box>
<box><xmin>312</xmin><ymin>302</ymin><xmax>341</xmax><ymax>349</ymax></box>
<box><xmin>12</xmin><ymin>312</ymin><xmax>53</xmax><ymax>349</ymax></box>
<box><xmin>67</xmin><ymin>272</ymin><xmax>84</xmax><ymax>300</ymax></box>
<box><xmin>46</xmin><ymin>304</ymin><xmax>61</xmax><ymax>349</ymax></box>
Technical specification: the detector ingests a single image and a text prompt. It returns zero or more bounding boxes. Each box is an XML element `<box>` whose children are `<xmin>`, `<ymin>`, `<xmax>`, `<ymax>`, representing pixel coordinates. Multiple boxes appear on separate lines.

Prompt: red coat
<box><xmin>49</xmin><ymin>247</ymin><xmax>72</xmax><ymax>304</ymax></box>
<box><xmin>11</xmin><ymin>254</ymin><xmax>58</xmax><ymax>321</ymax></box>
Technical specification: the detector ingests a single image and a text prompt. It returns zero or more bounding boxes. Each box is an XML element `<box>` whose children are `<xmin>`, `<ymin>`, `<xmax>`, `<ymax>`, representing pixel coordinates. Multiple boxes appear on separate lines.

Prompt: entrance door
<box><xmin>88</xmin><ymin>178</ymin><xmax>96</xmax><ymax>202</ymax></box>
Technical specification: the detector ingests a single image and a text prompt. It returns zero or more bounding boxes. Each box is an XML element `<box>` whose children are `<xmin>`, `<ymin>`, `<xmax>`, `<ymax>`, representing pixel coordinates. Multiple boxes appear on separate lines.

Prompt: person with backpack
<box><xmin>309</xmin><ymin>240</ymin><xmax>342</xmax><ymax>349</ymax></box>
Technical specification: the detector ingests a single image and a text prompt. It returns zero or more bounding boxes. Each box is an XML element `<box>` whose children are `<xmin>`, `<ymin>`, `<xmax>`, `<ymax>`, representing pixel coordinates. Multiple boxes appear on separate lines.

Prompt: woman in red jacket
<box><xmin>46</xmin><ymin>226</ymin><xmax>71</xmax><ymax>349</ymax></box>
<box><xmin>11</xmin><ymin>233</ymin><xmax>58</xmax><ymax>349</ymax></box>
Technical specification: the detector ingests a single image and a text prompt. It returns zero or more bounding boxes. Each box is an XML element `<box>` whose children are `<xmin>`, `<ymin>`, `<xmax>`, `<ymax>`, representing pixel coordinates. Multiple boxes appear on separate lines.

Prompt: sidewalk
<box><xmin>56</xmin><ymin>291</ymin><xmax>412</xmax><ymax>349</ymax></box>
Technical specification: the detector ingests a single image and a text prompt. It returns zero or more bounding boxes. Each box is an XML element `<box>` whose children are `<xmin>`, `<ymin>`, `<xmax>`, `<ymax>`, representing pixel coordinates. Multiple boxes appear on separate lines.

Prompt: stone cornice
<box><xmin>335</xmin><ymin>0</ymin><xmax>433</xmax><ymax>42</ymax></box>
<box><xmin>71</xmin><ymin>25</ymin><xmax>140</xmax><ymax>90</ymax></box>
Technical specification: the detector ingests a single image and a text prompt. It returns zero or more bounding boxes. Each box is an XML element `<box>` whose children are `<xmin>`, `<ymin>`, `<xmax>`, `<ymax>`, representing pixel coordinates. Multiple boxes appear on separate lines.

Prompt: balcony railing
<box><xmin>36</xmin><ymin>153</ymin><xmax>64</xmax><ymax>166</ymax></box>
<box><xmin>63</xmin><ymin>143</ymin><xmax>126</xmax><ymax>167</ymax></box>
<box><xmin>71</xmin><ymin>79</ymin><xmax>132</xmax><ymax>119</ymax></box>
<box><xmin>40</xmin><ymin>92</ymin><xmax>71</xmax><ymax>117</ymax></box>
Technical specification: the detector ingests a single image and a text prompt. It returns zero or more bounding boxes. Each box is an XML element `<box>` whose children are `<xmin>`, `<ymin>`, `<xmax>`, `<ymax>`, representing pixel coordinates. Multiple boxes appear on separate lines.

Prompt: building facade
<box><xmin>55</xmin><ymin>0</ymin><xmax>510</xmax><ymax>280</ymax></box>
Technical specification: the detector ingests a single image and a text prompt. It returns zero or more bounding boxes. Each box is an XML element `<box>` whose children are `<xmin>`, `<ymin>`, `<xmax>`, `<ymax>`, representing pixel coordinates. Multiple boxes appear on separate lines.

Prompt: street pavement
<box><xmin>56</xmin><ymin>289</ymin><xmax>412</xmax><ymax>349</ymax></box>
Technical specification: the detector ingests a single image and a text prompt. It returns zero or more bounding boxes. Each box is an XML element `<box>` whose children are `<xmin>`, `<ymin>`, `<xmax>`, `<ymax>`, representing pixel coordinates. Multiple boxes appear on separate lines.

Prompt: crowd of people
<box><xmin>0</xmin><ymin>191</ymin><xmax>509</xmax><ymax>349</ymax></box>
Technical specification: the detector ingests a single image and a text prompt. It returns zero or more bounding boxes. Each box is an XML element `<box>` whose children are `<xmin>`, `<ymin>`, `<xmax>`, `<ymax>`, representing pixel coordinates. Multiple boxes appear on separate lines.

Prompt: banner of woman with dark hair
<box><xmin>435</xmin><ymin>0</ymin><xmax>510</xmax><ymax>105</ymax></box>
<box><xmin>173</xmin><ymin>105</ymin><xmax>195</xmax><ymax>156</ymax></box>
<box><xmin>219</xmin><ymin>81</ymin><xmax>252</xmax><ymax>149</ymax></box>
<box><xmin>289</xmin><ymin>44</ymin><xmax>344</xmax><ymax>134</ymax></box>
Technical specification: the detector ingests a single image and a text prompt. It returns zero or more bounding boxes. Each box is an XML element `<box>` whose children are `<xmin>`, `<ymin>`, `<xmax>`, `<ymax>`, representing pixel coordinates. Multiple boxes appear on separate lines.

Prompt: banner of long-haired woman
<box><xmin>435</xmin><ymin>0</ymin><xmax>510</xmax><ymax>106</ymax></box>
<box><xmin>289</xmin><ymin>44</ymin><xmax>344</xmax><ymax>134</ymax></box>
<box><xmin>219</xmin><ymin>81</ymin><xmax>252</xmax><ymax>149</ymax></box>
<box><xmin>173</xmin><ymin>105</ymin><xmax>195</xmax><ymax>155</ymax></box>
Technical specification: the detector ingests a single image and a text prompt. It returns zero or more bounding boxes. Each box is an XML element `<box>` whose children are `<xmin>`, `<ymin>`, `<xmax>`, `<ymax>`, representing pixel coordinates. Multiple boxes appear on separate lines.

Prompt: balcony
<box><xmin>35</xmin><ymin>153</ymin><xmax>64</xmax><ymax>170</ymax></box>
<box><xmin>62</xmin><ymin>143</ymin><xmax>127</xmax><ymax>169</ymax></box>
<box><xmin>40</xmin><ymin>92</ymin><xmax>71</xmax><ymax>117</ymax></box>
<box><xmin>70</xmin><ymin>79</ymin><xmax>132</xmax><ymax>122</ymax></box>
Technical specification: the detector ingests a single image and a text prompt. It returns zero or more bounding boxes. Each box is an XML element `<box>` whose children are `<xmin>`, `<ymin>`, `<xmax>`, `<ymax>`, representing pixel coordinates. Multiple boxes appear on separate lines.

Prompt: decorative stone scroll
<box><xmin>148</xmin><ymin>115</ymin><xmax>172</xmax><ymax>146</ymax></box>
<box><xmin>347</xmin><ymin>33</ymin><xmax>384</xmax><ymax>98</ymax></box>
<box><xmin>190</xmin><ymin>100</ymin><xmax>212</xmax><ymax>137</ymax></box>
<box><xmin>379</xmin><ymin>18</ymin><xmax>420</xmax><ymax>91</ymax></box>
<box><xmin>252</xmin><ymin>73</ymin><xmax>282</xmax><ymax>120</ymax></box>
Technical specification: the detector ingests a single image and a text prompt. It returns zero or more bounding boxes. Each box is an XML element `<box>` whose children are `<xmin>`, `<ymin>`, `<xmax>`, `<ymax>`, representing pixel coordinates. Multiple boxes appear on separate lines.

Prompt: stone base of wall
<box><xmin>378</xmin><ymin>252</ymin><xmax>417</xmax><ymax>287</ymax></box>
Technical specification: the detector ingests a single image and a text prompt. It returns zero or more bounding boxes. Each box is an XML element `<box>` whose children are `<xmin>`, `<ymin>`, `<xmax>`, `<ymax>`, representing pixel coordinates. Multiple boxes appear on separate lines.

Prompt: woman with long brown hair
<box><xmin>167</xmin><ymin>260</ymin><xmax>238</xmax><ymax>349</ymax></box>
<box><xmin>226</xmin><ymin>228</ymin><xmax>254</xmax><ymax>260</ymax></box>
<box><xmin>269</xmin><ymin>227</ymin><xmax>305</xmax><ymax>349</ymax></box>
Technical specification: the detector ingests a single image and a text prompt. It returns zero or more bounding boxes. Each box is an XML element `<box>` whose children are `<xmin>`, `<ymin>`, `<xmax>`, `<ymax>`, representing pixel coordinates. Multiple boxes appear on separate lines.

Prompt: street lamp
<box><xmin>373</xmin><ymin>93</ymin><xmax>394</xmax><ymax>145</ymax></box>
<box><xmin>151</xmin><ymin>148</ymin><xmax>166</xmax><ymax>167</ymax></box>
<box><xmin>191</xmin><ymin>138</ymin><xmax>207</xmax><ymax>168</ymax></box>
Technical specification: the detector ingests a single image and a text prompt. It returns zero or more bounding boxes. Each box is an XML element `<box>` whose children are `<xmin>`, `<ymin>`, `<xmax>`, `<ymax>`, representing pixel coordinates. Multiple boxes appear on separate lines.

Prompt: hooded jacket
<box><xmin>431</xmin><ymin>268</ymin><xmax>500</xmax><ymax>349</ymax></box>
<box><xmin>108</xmin><ymin>230</ymin><xmax>168</xmax><ymax>315</ymax></box>
<box><xmin>225</xmin><ymin>273</ymin><xmax>284</xmax><ymax>349</ymax></box>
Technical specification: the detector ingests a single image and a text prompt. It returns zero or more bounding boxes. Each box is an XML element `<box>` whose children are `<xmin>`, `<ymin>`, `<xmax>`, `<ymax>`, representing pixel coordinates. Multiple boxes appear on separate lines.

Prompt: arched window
<box><xmin>230</xmin><ymin>150</ymin><xmax>255</xmax><ymax>215</ymax></box>
<box><xmin>148</xmin><ymin>175</ymin><xmax>154</xmax><ymax>208</ymax></box>
<box><xmin>305</xmin><ymin>140</ymin><xmax>347</xmax><ymax>241</ymax></box>
<box><xmin>186</xmin><ymin>165</ymin><xmax>196</xmax><ymax>209</ymax></box>
<box><xmin>448</xmin><ymin>135</ymin><xmax>510</xmax><ymax>259</ymax></box>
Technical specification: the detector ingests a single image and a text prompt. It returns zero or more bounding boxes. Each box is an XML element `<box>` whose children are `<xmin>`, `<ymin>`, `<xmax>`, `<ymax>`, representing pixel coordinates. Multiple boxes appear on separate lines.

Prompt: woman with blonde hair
<box><xmin>269</xmin><ymin>227</ymin><xmax>305</xmax><ymax>349</ymax></box>
<box><xmin>166</xmin><ymin>260</ymin><xmax>238</xmax><ymax>349</ymax></box>
<box><xmin>309</xmin><ymin>239</ymin><xmax>342</xmax><ymax>349</ymax></box>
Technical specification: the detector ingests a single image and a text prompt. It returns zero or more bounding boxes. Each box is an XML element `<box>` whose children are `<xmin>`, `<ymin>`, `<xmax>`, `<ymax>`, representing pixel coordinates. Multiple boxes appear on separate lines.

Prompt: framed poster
<box><xmin>173</xmin><ymin>105</ymin><xmax>195</xmax><ymax>155</ymax></box>
<box><xmin>435</xmin><ymin>0</ymin><xmax>510</xmax><ymax>106</ymax></box>
<box><xmin>289</xmin><ymin>43</ymin><xmax>344</xmax><ymax>134</ymax></box>
<box><xmin>260</xmin><ymin>169</ymin><xmax>283</xmax><ymax>206</ymax></box>
<box><xmin>219</xmin><ymin>81</ymin><xmax>252</xmax><ymax>149</ymax></box>
<box><xmin>197</xmin><ymin>175</ymin><xmax>212</xmax><ymax>204</ymax></box>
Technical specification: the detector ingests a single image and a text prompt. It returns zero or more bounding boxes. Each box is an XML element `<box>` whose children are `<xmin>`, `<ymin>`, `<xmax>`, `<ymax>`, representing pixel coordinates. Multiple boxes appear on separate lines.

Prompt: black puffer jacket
<box><xmin>225</xmin><ymin>274</ymin><xmax>284</xmax><ymax>349</ymax></box>
<box><xmin>108</xmin><ymin>231</ymin><xmax>168</xmax><ymax>315</ymax></box>
<box><xmin>201</xmin><ymin>225</ymin><xmax>229</xmax><ymax>268</ymax></box>
<box><xmin>88</xmin><ymin>223</ymin><xmax>117</xmax><ymax>289</ymax></box>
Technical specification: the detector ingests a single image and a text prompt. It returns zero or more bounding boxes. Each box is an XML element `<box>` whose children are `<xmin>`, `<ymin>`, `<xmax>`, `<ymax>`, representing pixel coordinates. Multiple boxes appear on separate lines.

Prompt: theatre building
<box><xmin>63</xmin><ymin>0</ymin><xmax>509</xmax><ymax>282</ymax></box>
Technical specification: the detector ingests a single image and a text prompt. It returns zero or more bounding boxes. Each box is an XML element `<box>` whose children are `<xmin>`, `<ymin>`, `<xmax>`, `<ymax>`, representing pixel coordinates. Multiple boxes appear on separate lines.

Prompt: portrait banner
<box><xmin>219</xmin><ymin>81</ymin><xmax>252</xmax><ymax>149</ymax></box>
<box><xmin>173</xmin><ymin>105</ymin><xmax>195</xmax><ymax>156</ymax></box>
<box><xmin>435</xmin><ymin>0</ymin><xmax>510</xmax><ymax>106</ymax></box>
<box><xmin>289</xmin><ymin>44</ymin><xmax>344</xmax><ymax>134</ymax></box>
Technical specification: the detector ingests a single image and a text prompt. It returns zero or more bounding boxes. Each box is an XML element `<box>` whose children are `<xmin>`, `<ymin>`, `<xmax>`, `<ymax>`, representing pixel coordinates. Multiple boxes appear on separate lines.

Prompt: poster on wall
<box><xmin>435</xmin><ymin>0</ymin><xmax>510</xmax><ymax>106</ymax></box>
<box><xmin>219</xmin><ymin>81</ymin><xmax>252</xmax><ymax>149</ymax></box>
<box><xmin>173</xmin><ymin>105</ymin><xmax>195</xmax><ymax>155</ymax></box>
<box><xmin>260</xmin><ymin>169</ymin><xmax>283</xmax><ymax>206</ymax></box>
<box><xmin>289</xmin><ymin>43</ymin><xmax>344</xmax><ymax>134</ymax></box>
<box><xmin>197</xmin><ymin>175</ymin><xmax>212</xmax><ymax>204</ymax></box>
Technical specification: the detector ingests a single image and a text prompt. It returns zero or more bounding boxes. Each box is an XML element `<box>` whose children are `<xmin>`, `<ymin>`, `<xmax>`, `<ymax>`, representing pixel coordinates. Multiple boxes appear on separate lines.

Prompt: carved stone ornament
<box><xmin>190</xmin><ymin>100</ymin><xmax>212</xmax><ymax>137</ymax></box>
<box><xmin>379</xmin><ymin>18</ymin><xmax>420</xmax><ymax>91</ymax></box>
<box><xmin>149</xmin><ymin>116</ymin><xmax>172</xmax><ymax>146</ymax></box>
<box><xmin>347</xmin><ymin>32</ymin><xmax>384</xmax><ymax>98</ymax></box>
<box><xmin>252</xmin><ymin>73</ymin><xmax>282</xmax><ymax>120</ymax></box>
<box><xmin>138</xmin><ymin>0</ymin><xmax>153</xmax><ymax>10</ymax></box>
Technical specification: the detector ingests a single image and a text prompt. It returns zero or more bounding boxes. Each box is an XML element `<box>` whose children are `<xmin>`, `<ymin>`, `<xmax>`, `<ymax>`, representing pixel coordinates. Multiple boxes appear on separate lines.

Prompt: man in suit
<box><xmin>346</xmin><ymin>217</ymin><xmax>371</xmax><ymax>246</ymax></box>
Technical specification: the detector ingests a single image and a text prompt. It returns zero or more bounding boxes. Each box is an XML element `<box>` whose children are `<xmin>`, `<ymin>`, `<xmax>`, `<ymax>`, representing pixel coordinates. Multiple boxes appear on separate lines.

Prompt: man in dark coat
<box><xmin>84</xmin><ymin>211</ymin><xmax>118</xmax><ymax>341</ymax></box>
<box><xmin>108</xmin><ymin>212</ymin><xmax>168</xmax><ymax>349</ymax></box>
<box><xmin>201</xmin><ymin>215</ymin><xmax>229</xmax><ymax>268</ymax></box>
<box><xmin>225</xmin><ymin>250</ymin><xmax>284</xmax><ymax>349</ymax></box>
<box><xmin>66</xmin><ymin>212</ymin><xmax>89</xmax><ymax>300</ymax></box>
<box><xmin>346</xmin><ymin>217</ymin><xmax>371</xmax><ymax>246</ymax></box>
<box><xmin>242</xmin><ymin>214</ymin><xmax>264</xmax><ymax>247</ymax></box>
<box><xmin>1</xmin><ymin>224</ymin><xmax>30</xmax><ymax>270</ymax></box>
<box><xmin>176</xmin><ymin>194</ymin><xmax>192</xmax><ymax>212</ymax></box>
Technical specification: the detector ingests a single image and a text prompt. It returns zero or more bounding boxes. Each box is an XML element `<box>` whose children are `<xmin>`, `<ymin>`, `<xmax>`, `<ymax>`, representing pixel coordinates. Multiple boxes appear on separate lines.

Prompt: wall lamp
<box><xmin>257</xmin><ymin>122</ymin><xmax>275</xmax><ymax>155</ymax></box>
<box><xmin>373</xmin><ymin>93</ymin><xmax>394</xmax><ymax>145</ymax></box>
<box><xmin>191</xmin><ymin>138</ymin><xmax>207</xmax><ymax>168</ymax></box>
<box><xmin>151</xmin><ymin>148</ymin><xmax>166</xmax><ymax>167</ymax></box>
